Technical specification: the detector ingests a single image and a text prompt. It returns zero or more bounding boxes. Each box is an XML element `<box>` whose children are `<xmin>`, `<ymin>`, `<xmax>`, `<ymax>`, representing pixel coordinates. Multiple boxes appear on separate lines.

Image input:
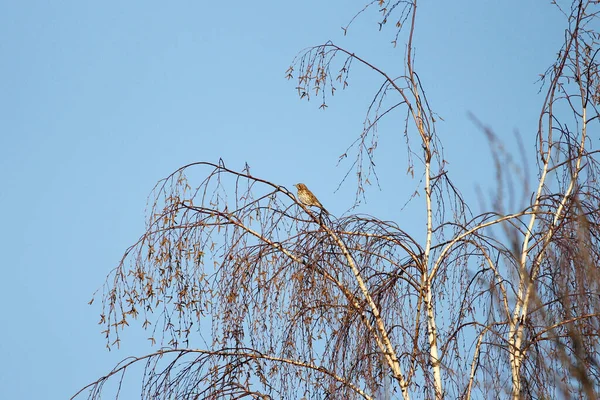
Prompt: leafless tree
<box><xmin>74</xmin><ymin>1</ymin><xmax>600</xmax><ymax>399</ymax></box>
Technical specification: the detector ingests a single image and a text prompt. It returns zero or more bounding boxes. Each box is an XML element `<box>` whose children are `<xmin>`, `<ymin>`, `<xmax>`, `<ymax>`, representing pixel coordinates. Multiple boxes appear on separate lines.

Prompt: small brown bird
<box><xmin>294</xmin><ymin>183</ymin><xmax>328</xmax><ymax>214</ymax></box>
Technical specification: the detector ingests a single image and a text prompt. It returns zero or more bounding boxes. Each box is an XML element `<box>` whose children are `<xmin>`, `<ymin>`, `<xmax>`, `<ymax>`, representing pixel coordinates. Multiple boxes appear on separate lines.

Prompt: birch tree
<box><xmin>75</xmin><ymin>1</ymin><xmax>600</xmax><ymax>398</ymax></box>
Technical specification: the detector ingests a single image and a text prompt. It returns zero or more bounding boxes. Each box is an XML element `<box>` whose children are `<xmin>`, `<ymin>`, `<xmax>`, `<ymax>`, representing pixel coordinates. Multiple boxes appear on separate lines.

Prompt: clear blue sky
<box><xmin>0</xmin><ymin>1</ymin><xmax>565</xmax><ymax>398</ymax></box>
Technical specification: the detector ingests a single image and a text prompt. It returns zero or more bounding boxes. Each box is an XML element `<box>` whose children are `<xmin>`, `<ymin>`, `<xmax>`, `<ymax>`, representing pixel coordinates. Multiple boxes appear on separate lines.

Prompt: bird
<box><xmin>294</xmin><ymin>183</ymin><xmax>328</xmax><ymax>214</ymax></box>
